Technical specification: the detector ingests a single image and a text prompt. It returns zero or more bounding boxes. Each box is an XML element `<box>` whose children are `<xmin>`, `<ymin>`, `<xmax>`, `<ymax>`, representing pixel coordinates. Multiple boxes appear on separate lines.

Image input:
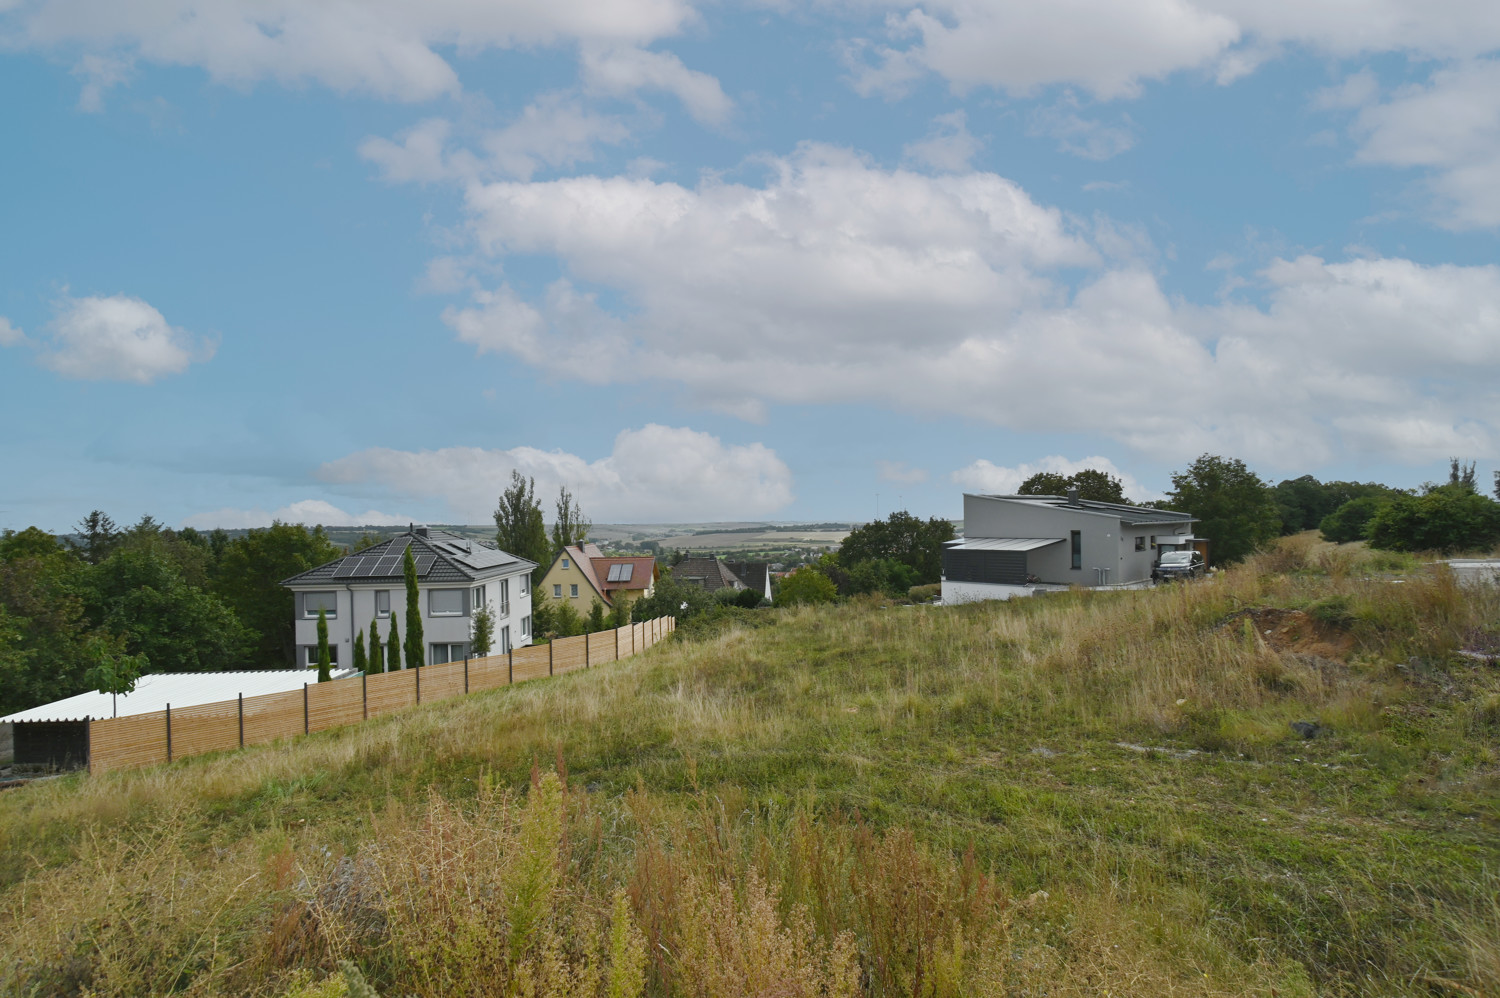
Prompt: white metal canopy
<box><xmin>1</xmin><ymin>668</ymin><xmax>358</xmax><ymax>724</ymax></box>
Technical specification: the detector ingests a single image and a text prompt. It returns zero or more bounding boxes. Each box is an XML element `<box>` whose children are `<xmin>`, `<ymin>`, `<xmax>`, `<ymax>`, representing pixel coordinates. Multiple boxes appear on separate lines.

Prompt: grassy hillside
<box><xmin>1</xmin><ymin>536</ymin><xmax>1497</xmax><ymax>997</ymax></box>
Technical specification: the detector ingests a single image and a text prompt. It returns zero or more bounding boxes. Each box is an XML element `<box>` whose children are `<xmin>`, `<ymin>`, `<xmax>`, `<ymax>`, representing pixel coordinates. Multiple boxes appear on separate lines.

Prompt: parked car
<box><xmin>1152</xmin><ymin>550</ymin><xmax>1206</xmax><ymax>582</ymax></box>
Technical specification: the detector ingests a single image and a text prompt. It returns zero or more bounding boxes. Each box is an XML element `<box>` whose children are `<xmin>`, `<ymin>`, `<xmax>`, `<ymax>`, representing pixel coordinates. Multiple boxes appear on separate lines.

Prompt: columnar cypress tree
<box><xmin>316</xmin><ymin>608</ymin><xmax>332</xmax><ymax>683</ymax></box>
<box><xmin>403</xmin><ymin>545</ymin><xmax>424</xmax><ymax>669</ymax></box>
<box><xmin>368</xmin><ymin>616</ymin><xmax>384</xmax><ymax>673</ymax></box>
<box><xmin>387</xmin><ymin>616</ymin><xmax>401</xmax><ymax>671</ymax></box>
<box><xmin>352</xmin><ymin>628</ymin><xmax>367</xmax><ymax>674</ymax></box>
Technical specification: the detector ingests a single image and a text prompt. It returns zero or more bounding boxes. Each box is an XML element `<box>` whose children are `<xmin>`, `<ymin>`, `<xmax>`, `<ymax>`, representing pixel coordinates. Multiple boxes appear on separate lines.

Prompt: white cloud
<box><xmin>6</xmin><ymin>0</ymin><xmax>698</xmax><ymax>103</ymax></box>
<box><xmin>181</xmin><ymin>499</ymin><xmax>413</xmax><ymax>531</ymax></box>
<box><xmin>71</xmin><ymin>52</ymin><xmax>131</xmax><ymax>111</ymax></box>
<box><xmin>317</xmin><ymin>424</ymin><xmax>794</xmax><ymax>522</ymax></box>
<box><xmin>877</xmin><ymin>460</ymin><xmax>928</xmax><ymax>484</ymax></box>
<box><xmin>842</xmin><ymin>0</ymin><xmax>1500</xmax><ymax>101</ymax></box>
<box><xmin>0</xmin><ymin>316</ymin><xmax>24</xmax><ymax>347</ymax></box>
<box><xmin>360</xmin><ymin>98</ymin><xmax>633</xmax><ymax>184</ymax></box>
<box><xmin>37</xmin><ymin>295</ymin><xmax>214</xmax><ymax>383</ymax></box>
<box><xmin>902</xmin><ymin>110</ymin><xmax>981</xmax><ymax>172</ymax></box>
<box><xmin>951</xmin><ymin>455</ymin><xmax>1149</xmax><ymax>499</ymax></box>
<box><xmin>1344</xmin><ymin>58</ymin><xmax>1500</xmax><ymax>229</ymax></box>
<box><xmin>579</xmin><ymin>44</ymin><xmax>732</xmax><ymax>125</ymax></box>
<box><xmin>1029</xmin><ymin>96</ymin><xmax>1135</xmax><ymax>160</ymax></box>
<box><xmin>437</xmin><ymin>149</ymin><xmax>1500</xmax><ymax>468</ymax></box>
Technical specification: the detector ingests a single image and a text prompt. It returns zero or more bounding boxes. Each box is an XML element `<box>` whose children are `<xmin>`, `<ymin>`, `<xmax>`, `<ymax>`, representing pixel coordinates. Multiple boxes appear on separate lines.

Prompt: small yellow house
<box><xmin>539</xmin><ymin>543</ymin><xmax>657</xmax><ymax>619</ymax></box>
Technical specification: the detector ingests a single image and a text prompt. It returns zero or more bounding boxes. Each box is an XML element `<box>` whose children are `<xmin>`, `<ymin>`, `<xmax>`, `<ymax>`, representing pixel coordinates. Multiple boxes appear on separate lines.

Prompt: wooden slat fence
<box><xmin>88</xmin><ymin>616</ymin><xmax>675</xmax><ymax>773</ymax></box>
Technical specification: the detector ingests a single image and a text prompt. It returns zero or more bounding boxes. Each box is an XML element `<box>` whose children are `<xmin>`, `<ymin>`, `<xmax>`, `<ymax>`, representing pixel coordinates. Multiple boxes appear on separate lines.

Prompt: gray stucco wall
<box><xmin>964</xmin><ymin>495</ymin><xmax>1190</xmax><ymax>586</ymax></box>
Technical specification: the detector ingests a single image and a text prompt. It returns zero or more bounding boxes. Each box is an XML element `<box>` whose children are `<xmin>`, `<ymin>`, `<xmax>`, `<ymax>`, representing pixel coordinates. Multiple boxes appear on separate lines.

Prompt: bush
<box><xmin>908</xmin><ymin>583</ymin><xmax>941</xmax><ymax>603</ymax></box>
<box><xmin>774</xmin><ymin>567</ymin><xmax>838</xmax><ymax>606</ymax></box>
<box><xmin>1319</xmin><ymin>495</ymin><xmax>1391</xmax><ymax>543</ymax></box>
<box><xmin>1367</xmin><ymin>487</ymin><xmax>1500</xmax><ymax>553</ymax></box>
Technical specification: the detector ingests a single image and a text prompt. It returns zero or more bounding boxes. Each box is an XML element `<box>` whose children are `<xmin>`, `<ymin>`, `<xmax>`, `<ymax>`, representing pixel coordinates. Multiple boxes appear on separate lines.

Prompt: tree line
<box><xmin>0</xmin><ymin>513</ymin><xmax>347</xmax><ymax>716</ymax></box>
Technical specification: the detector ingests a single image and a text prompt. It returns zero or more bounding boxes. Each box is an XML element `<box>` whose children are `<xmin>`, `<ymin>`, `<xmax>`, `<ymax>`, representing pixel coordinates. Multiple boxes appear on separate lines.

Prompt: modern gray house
<box><xmin>942</xmin><ymin>491</ymin><xmax>1199</xmax><ymax>603</ymax></box>
<box><xmin>282</xmin><ymin>526</ymin><xmax>536</xmax><ymax>668</ymax></box>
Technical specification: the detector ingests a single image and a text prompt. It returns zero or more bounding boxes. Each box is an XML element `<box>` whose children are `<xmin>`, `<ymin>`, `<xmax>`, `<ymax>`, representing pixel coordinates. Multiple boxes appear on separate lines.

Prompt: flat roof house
<box><xmin>282</xmin><ymin>526</ymin><xmax>536</xmax><ymax>668</ymax></box>
<box><xmin>943</xmin><ymin>491</ymin><xmax>1198</xmax><ymax>604</ymax></box>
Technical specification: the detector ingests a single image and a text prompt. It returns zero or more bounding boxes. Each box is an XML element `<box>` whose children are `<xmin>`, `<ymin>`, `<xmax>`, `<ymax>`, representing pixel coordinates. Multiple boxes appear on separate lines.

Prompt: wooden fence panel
<box><xmin>421</xmin><ymin>661</ymin><xmax>466</xmax><ymax>703</ymax></box>
<box><xmin>307</xmin><ymin>676</ymin><xmax>364</xmax><ymax>733</ymax></box>
<box><xmin>90</xmin><ymin>713</ymin><xmax>168</xmax><ymax>772</ymax></box>
<box><xmin>242</xmin><ymin>689</ymin><xmax>306</xmax><ymax>746</ymax></box>
<box><xmin>171</xmin><ymin>701</ymin><xmax>239</xmax><ymax>759</ymax></box>
<box><xmin>511</xmin><ymin>644</ymin><xmax>551</xmax><ymax>682</ymax></box>
<box><xmin>468</xmin><ymin>654</ymin><xmax>510</xmax><ymax>692</ymax></box>
<box><xmin>552</xmin><ymin>635</ymin><xmax>587</xmax><ymax>674</ymax></box>
<box><xmin>84</xmin><ymin>616</ymin><xmax>672</xmax><ymax>772</ymax></box>
<box><xmin>589</xmin><ymin>630</ymin><xmax>617</xmax><ymax>668</ymax></box>
<box><xmin>366</xmin><ymin>669</ymin><xmax>416</xmax><ymax>717</ymax></box>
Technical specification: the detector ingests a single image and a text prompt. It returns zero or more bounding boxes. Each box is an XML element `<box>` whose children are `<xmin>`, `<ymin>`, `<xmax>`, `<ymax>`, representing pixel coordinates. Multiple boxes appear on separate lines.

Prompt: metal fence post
<box><xmin>464</xmin><ymin>655</ymin><xmax>470</xmax><ymax>694</ymax></box>
<box><xmin>508</xmin><ymin>647</ymin><xmax>513</xmax><ymax>684</ymax></box>
<box><xmin>165</xmin><ymin>703</ymin><xmax>173</xmax><ymax>763</ymax></box>
<box><xmin>85</xmin><ymin>715</ymin><xmax>92</xmax><ymax>775</ymax></box>
<box><xmin>549</xmin><ymin>640</ymin><xmax>554</xmax><ymax>676</ymax></box>
<box><xmin>362</xmin><ymin>673</ymin><xmax>368</xmax><ymax>720</ymax></box>
<box><xmin>238</xmin><ymin>693</ymin><xmax>244</xmax><ymax>747</ymax></box>
<box><xmin>416</xmin><ymin>663</ymin><xmax>421</xmax><ymax>704</ymax></box>
<box><xmin>585</xmin><ymin>631</ymin><xmax>590</xmax><ymax>669</ymax></box>
<box><xmin>615</xmin><ymin>625</ymin><xmax>620</xmax><ymax>661</ymax></box>
<box><xmin>303</xmin><ymin>684</ymin><xmax>309</xmax><ymax>734</ymax></box>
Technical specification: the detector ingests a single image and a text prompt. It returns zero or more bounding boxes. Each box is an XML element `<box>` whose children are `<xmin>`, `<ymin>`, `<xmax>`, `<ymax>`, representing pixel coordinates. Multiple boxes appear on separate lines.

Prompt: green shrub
<box><xmin>1368</xmin><ymin>487</ymin><xmax>1500</xmax><ymax>553</ymax></box>
<box><xmin>908</xmin><ymin>583</ymin><xmax>941</xmax><ymax>603</ymax></box>
<box><xmin>1319</xmin><ymin>496</ymin><xmax>1390</xmax><ymax>543</ymax></box>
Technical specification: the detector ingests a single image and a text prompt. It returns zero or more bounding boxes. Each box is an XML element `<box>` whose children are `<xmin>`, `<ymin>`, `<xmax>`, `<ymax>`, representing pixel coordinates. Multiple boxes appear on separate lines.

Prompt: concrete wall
<box><xmin>941</xmin><ymin>580</ymin><xmax>1037</xmax><ymax>604</ymax></box>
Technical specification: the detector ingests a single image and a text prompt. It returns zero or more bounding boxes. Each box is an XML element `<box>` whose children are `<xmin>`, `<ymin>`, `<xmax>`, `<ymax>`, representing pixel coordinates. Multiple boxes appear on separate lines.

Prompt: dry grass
<box><xmin>1</xmin><ymin>536</ymin><xmax>1497</xmax><ymax>996</ymax></box>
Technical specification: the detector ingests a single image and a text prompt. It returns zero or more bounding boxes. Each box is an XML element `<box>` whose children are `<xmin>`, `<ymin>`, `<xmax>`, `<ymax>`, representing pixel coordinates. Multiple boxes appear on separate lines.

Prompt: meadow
<box><xmin>1</xmin><ymin>536</ymin><xmax>1496</xmax><ymax>997</ymax></box>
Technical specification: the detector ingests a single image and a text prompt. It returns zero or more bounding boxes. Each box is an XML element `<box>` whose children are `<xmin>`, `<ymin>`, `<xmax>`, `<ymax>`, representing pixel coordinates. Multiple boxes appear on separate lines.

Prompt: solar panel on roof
<box><xmin>353</xmin><ymin>560</ymin><xmax>380</xmax><ymax>577</ymax></box>
<box><xmin>414</xmin><ymin>555</ymin><xmax>437</xmax><ymax>575</ymax></box>
<box><xmin>374</xmin><ymin>556</ymin><xmax>401</xmax><ymax>574</ymax></box>
<box><xmin>333</xmin><ymin>561</ymin><xmax>359</xmax><ymax>578</ymax></box>
<box><xmin>618</xmin><ymin>563</ymin><xmax>633</xmax><ymax>582</ymax></box>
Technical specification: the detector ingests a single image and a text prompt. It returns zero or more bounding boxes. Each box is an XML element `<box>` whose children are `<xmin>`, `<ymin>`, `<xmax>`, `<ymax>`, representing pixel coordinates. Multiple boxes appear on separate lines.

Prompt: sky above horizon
<box><xmin>3</xmin><ymin>0</ymin><xmax>1499</xmax><ymax>533</ymax></box>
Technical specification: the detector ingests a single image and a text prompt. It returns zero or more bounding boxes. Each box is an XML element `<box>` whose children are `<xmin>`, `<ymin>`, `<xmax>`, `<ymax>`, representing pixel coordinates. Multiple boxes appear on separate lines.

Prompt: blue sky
<box><xmin>2</xmin><ymin>0</ymin><xmax>1498</xmax><ymax>531</ymax></box>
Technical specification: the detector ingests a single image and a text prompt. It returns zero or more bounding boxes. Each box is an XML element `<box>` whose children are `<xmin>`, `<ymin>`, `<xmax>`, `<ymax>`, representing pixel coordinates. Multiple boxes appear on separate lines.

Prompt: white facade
<box><xmin>290</xmin><ymin>572</ymin><xmax>533</xmax><ymax>668</ymax></box>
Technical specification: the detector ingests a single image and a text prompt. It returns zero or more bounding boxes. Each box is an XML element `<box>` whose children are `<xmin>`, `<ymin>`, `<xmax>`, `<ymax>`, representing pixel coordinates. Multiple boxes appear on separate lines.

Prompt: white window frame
<box><xmin>520</xmin><ymin>573</ymin><xmax>529</xmax><ymax>595</ymax></box>
<box><xmin>428</xmin><ymin>641</ymin><xmax>467</xmax><ymax>665</ymax></box>
<box><xmin>303</xmin><ymin>591</ymin><xmax>338</xmax><ymax>619</ymax></box>
<box><xmin>498</xmin><ymin>577</ymin><xmax>510</xmax><ymax>618</ymax></box>
<box><xmin>553</xmin><ymin>583</ymin><xmax>562</xmax><ymax>598</ymax></box>
<box><xmin>570</xmin><ymin>583</ymin><xmax>579</xmax><ymax>598</ymax></box>
<box><xmin>429</xmin><ymin>589</ymin><xmax>465</xmax><ymax>617</ymax></box>
<box><xmin>473</xmin><ymin>584</ymin><xmax>486</xmax><ymax>609</ymax></box>
<box><xmin>500</xmin><ymin>625</ymin><xmax>511</xmax><ymax>654</ymax></box>
<box><xmin>521</xmin><ymin>614</ymin><xmax>531</xmax><ymax>638</ymax></box>
<box><xmin>375</xmin><ymin>589</ymin><xmax>391</xmax><ymax>618</ymax></box>
<box><xmin>561</xmin><ymin>556</ymin><xmax>570</xmax><ymax>569</ymax></box>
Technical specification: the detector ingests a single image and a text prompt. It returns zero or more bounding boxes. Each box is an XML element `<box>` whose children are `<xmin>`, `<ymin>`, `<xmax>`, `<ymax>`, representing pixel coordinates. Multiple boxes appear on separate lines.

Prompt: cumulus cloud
<box><xmin>437</xmin><ymin>149</ymin><xmax>1500</xmax><ymax>468</ymax></box>
<box><xmin>951</xmin><ymin>455</ymin><xmax>1149</xmax><ymax>500</ymax></box>
<box><xmin>1343</xmin><ymin>57</ymin><xmax>1500</xmax><ymax>229</ymax></box>
<box><xmin>317</xmin><ymin>424</ymin><xmax>794</xmax><ymax>522</ymax></box>
<box><xmin>35</xmin><ymin>295</ymin><xmax>214</xmax><ymax>383</ymax></box>
<box><xmin>579</xmin><ymin>44</ymin><xmax>733</xmax><ymax>125</ymax></box>
<box><xmin>181</xmin><ymin>499</ymin><xmax>412</xmax><ymax>531</ymax></box>
<box><xmin>0</xmin><ymin>316</ymin><xmax>24</xmax><ymax>347</ymax></box>
<box><xmin>902</xmin><ymin>110</ymin><xmax>981</xmax><ymax>172</ymax></box>
<box><xmin>5</xmin><ymin>0</ymin><xmax>697</xmax><ymax>103</ymax></box>
<box><xmin>843</xmin><ymin>0</ymin><xmax>1500</xmax><ymax>101</ymax></box>
<box><xmin>360</xmin><ymin>99</ymin><xmax>632</xmax><ymax>184</ymax></box>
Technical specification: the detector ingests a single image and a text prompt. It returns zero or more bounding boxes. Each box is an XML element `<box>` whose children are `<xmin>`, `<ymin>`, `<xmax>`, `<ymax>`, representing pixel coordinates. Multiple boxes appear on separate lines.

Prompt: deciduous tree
<box><xmin>774</xmin><ymin>566</ymin><xmax>838</xmax><ymax>606</ymax></box>
<box><xmin>213</xmin><ymin>522</ymin><xmax>343</xmax><ymax>668</ymax></box>
<box><xmin>1165</xmin><ymin>455</ymin><xmax>1281</xmax><ymax>564</ymax></box>
<box><xmin>552</xmin><ymin>485</ymin><xmax>591</xmax><ymax>555</ymax></box>
<box><xmin>495</xmin><ymin>471</ymin><xmax>550</xmax><ymax>586</ymax></box>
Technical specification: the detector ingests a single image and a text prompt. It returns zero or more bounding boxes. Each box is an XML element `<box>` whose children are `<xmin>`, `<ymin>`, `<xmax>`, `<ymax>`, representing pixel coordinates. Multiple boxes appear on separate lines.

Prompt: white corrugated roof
<box><xmin>944</xmin><ymin>537</ymin><xmax>1065</xmax><ymax>551</ymax></box>
<box><xmin>1</xmin><ymin>668</ymin><xmax>360</xmax><ymax>724</ymax></box>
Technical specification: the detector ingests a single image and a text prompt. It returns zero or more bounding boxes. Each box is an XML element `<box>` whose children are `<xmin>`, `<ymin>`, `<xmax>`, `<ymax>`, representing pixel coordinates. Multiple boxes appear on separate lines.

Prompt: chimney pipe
<box><xmin>1067</xmin><ymin>488</ymin><xmax>1080</xmax><ymax>506</ymax></box>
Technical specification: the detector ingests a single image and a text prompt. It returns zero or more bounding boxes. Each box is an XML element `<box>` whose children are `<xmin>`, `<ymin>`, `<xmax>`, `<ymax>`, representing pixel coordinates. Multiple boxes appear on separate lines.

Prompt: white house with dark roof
<box><xmin>281</xmin><ymin>525</ymin><xmax>536</xmax><ymax>668</ymax></box>
<box><xmin>943</xmin><ymin>491</ymin><xmax>1199</xmax><ymax>603</ymax></box>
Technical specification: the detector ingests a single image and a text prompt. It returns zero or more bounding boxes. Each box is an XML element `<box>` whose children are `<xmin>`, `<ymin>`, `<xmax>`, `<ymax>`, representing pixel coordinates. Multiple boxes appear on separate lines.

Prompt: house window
<box><xmin>428</xmin><ymin>642</ymin><xmax>467</xmax><ymax>665</ymax></box>
<box><xmin>519</xmin><ymin>574</ymin><xmax>529</xmax><ymax>595</ymax></box>
<box><xmin>303</xmin><ymin>591</ymin><xmax>337</xmax><ymax>618</ymax></box>
<box><xmin>498</xmin><ymin>578</ymin><xmax>510</xmax><ymax>617</ymax></box>
<box><xmin>553</xmin><ymin>584</ymin><xmax>562</xmax><ymax>598</ymax></box>
<box><xmin>562</xmin><ymin>557</ymin><xmax>570</xmax><ymax>569</ymax></box>
<box><xmin>375</xmin><ymin>590</ymin><xmax>390</xmax><ymax>618</ymax></box>
<box><xmin>1135</xmin><ymin>536</ymin><xmax>1146</xmax><ymax>552</ymax></box>
<box><xmin>1150</xmin><ymin>535</ymin><xmax>1157</xmax><ymax>549</ymax></box>
<box><xmin>521</xmin><ymin>615</ymin><xmax>531</xmax><ymax>638</ymax></box>
<box><xmin>429</xmin><ymin>589</ymin><xmax>464</xmax><ymax>616</ymax></box>
<box><xmin>500</xmin><ymin>625</ymin><xmax>511</xmax><ymax>654</ymax></box>
<box><xmin>473</xmin><ymin>584</ymin><xmax>486</xmax><ymax>609</ymax></box>
<box><xmin>1070</xmin><ymin>531</ymin><xmax>1082</xmax><ymax>570</ymax></box>
<box><xmin>305</xmin><ymin>644</ymin><xmax>340</xmax><ymax>667</ymax></box>
<box><xmin>570</xmin><ymin>583</ymin><xmax>579</xmax><ymax>598</ymax></box>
